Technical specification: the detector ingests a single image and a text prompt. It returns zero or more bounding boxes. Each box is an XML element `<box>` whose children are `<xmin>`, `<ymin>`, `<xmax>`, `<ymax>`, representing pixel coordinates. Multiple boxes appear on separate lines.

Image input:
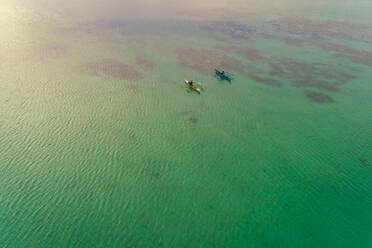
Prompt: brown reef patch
<box><xmin>269</xmin><ymin>17</ymin><xmax>372</xmax><ymax>42</ymax></box>
<box><xmin>264</xmin><ymin>34</ymin><xmax>372</xmax><ymax>68</ymax></box>
<box><xmin>189</xmin><ymin>117</ymin><xmax>198</xmax><ymax>124</ymax></box>
<box><xmin>333</xmin><ymin>47</ymin><xmax>372</xmax><ymax>68</ymax></box>
<box><xmin>216</xmin><ymin>42</ymin><xmax>356</xmax><ymax>92</ymax></box>
<box><xmin>144</xmin><ymin>157</ymin><xmax>163</xmax><ymax>180</ymax></box>
<box><xmin>221</xmin><ymin>46</ymin><xmax>264</xmax><ymax>61</ymax></box>
<box><xmin>215</xmin><ymin>42</ymin><xmax>356</xmax><ymax>93</ymax></box>
<box><xmin>199</xmin><ymin>19</ymin><xmax>364</xmax><ymax>100</ymax></box>
<box><xmin>135</xmin><ymin>58</ymin><xmax>154</xmax><ymax>71</ymax></box>
<box><xmin>247</xmin><ymin>73</ymin><xmax>282</xmax><ymax>87</ymax></box>
<box><xmin>79</xmin><ymin>59</ymin><xmax>141</xmax><ymax>80</ymax></box>
<box><xmin>281</xmin><ymin>37</ymin><xmax>306</xmax><ymax>46</ymax></box>
<box><xmin>127</xmin><ymin>84</ymin><xmax>143</xmax><ymax>94</ymax></box>
<box><xmin>266</xmin><ymin>58</ymin><xmax>355</xmax><ymax>92</ymax></box>
<box><xmin>359</xmin><ymin>159</ymin><xmax>369</xmax><ymax>167</ymax></box>
<box><xmin>179</xmin><ymin>8</ymin><xmax>251</xmax><ymax>22</ymax></box>
<box><xmin>8</xmin><ymin>44</ymin><xmax>68</xmax><ymax>65</ymax></box>
<box><xmin>259</xmin><ymin>33</ymin><xmax>306</xmax><ymax>46</ymax></box>
<box><xmin>305</xmin><ymin>90</ymin><xmax>334</xmax><ymax>104</ymax></box>
<box><xmin>151</xmin><ymin>170</ymin><xmax>160</xmax><ymax>179</ymax></box>
<box><xmin>200</xmin><ymin>22</ymin><xmax>254</xmax><ymax>40</ymax></box>
<box><xmin>204</xmin><ymin>20</ymin><xmax>372</xmax><ymax>69</ymax></box>
<box><xmin>284</xmin><ymin>39</ymin><xmax>372</xmax><ymax>68</ymax></box>
<box><xmin>32</xmin><ymin>44</ymin><xmax>68</xmax><ymax>61</ymax></box>
<box><xmin>180</xmin><ymin>111</ymin><xmax>192</xmax><ymax>116</ymax></box>
<box><xmin>175</xmin><ymin>48</ymin><xmax>245</xmax><ymax>75</ymax></box>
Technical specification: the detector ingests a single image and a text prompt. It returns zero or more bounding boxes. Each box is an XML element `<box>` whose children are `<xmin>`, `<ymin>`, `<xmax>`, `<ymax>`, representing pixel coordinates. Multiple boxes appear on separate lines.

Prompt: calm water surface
<box><xmin>0</xmin><ymin>0</ymin><xmax>371</xmax><ymax>247</ymax></box>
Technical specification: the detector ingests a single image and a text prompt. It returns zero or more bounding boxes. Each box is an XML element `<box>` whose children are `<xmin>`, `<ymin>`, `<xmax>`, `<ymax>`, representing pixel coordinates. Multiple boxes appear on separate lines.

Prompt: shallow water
<box><xmin>0</xmin><ymin>0</ymin><xmax>372</xmax><ymax>247</ymax></box>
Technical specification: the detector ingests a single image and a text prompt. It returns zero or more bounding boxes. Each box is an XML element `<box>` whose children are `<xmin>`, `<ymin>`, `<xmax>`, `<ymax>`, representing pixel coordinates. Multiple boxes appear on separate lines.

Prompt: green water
<box><xmin>1</xmin><ymin>0</ymin><xmax>371</xmax><ymax>247</ymax></box>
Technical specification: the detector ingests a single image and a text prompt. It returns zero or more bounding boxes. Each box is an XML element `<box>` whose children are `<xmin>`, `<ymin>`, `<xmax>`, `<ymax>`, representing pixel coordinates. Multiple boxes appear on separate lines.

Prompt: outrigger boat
<box><xmin>185</xmin><ymin>80</ymin><xmax>201</xmax><ymax>94</ymax></box>
<box><xmin>215</xmin><ymin>69</ymin><xmax>232</xmax><ymax>82</ymax></box>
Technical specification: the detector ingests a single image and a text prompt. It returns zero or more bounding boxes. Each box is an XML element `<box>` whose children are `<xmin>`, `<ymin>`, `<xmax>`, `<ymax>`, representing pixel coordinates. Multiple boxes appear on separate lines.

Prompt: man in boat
<box><xmin>221</xmin><ymin>70</ymin><xmax>225</xmax><ymax>76</ymax></box>
<box><xmin>188</xmin><ymin>80</ymin><xmax>194</xmax><ymax>86</ymax></box>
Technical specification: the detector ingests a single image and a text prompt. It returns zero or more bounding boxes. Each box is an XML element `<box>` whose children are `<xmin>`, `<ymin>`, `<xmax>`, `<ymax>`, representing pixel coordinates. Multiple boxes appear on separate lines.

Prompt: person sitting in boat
<box><xmin>188</xmin><ymin>80</ymin><xmax>194</xmax><ymax>86</ymax></box>
<box><xmin>221</xmin><ymin>71</ymin><xmax>225</xmax><ymax>76</ymax></box>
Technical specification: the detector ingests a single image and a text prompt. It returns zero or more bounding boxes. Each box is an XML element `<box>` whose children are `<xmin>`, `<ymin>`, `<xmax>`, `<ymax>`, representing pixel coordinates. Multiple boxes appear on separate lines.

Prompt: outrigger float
<box><xmin>185</xmin><ymin>80</ymin><xmax>201</xmax><ymax>94</ymax></box>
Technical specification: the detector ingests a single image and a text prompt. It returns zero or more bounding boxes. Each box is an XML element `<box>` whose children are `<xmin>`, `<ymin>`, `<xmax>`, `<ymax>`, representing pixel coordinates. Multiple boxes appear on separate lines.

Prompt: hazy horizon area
<box><xmin>4</xmin><ymin>0</ymin><xmax>372</xmax><ymax>21</ymax></box>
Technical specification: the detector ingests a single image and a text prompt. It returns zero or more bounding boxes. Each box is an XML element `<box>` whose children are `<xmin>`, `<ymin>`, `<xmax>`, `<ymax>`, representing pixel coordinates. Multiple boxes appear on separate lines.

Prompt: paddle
<box><xmin>196</xmin><ymin>82</ymin><xmax>204</xmax><ymax>91</ymax></box>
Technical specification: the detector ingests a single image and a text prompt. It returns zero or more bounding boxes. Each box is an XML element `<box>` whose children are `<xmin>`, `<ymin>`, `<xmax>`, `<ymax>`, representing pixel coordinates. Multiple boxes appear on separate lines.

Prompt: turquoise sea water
<box><xmin>0</xmin><ymin>0</ymin><xmax>372</xmax><ymax>247</ymax></box>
